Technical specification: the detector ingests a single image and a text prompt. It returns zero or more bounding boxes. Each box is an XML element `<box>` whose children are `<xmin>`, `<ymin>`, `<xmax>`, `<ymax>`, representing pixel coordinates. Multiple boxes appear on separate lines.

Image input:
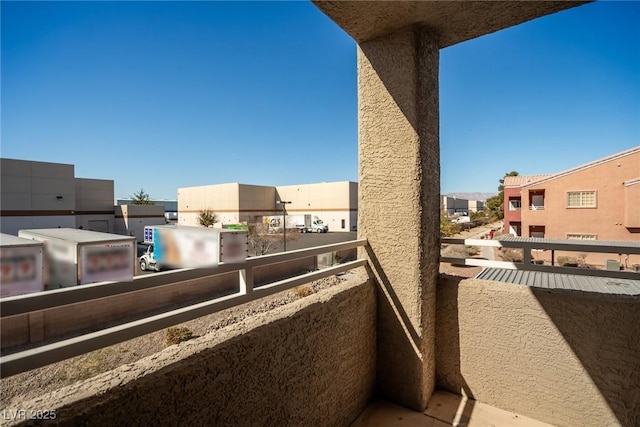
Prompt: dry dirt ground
<box><xmin>2</xmin><ymin>225</ymin><xmax>497</xmax><ymax>407</ymax></box>
<box><xmin>439</xmin><ymin>221</ymin><xmax>502</xmax><ymax>278</ymax></box>
<box><xmin>439</xmin><ymin>262</ymin><xmax>482</xmax><ymax>278</ymax></box>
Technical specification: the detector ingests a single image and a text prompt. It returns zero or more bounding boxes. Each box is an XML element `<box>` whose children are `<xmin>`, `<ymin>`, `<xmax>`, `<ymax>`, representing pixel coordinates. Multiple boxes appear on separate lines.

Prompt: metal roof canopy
<box><xmin>477</xmin><ymin>267</ymin><xmax>640</xmax><ymax>296</ymax></box>
<box><xmin>498</xmin><ymin>236</ymin><xmax>640</xmax><ymax>255</ymax></box>
<box><xmin>312</xmin><ymin>1</ymin><xmax>590</xmax><ymax>46</ymax></box>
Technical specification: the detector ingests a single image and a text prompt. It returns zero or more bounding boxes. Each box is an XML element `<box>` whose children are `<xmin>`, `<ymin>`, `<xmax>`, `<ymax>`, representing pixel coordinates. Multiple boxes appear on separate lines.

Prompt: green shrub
<box><xmin>440</xmin><ymin>212</ymin><xmax>462</xmax><ymax>237</ymax></box>
<box><xmin>501</xmin><ymin>249</ymin><xmax>523</xmax><ymax>262</ymax></box>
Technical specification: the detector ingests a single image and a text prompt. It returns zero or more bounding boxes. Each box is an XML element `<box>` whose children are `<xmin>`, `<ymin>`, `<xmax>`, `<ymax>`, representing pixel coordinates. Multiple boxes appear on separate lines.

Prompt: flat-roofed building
<box><xmin>441</xmin><ymin>196</ymin><xmax>468</xmax><ymax>215</ymax></box>
<box><xmin>277</xmin><ymin>181</ymin><xmax>358</xmax><ymax>232</ymax></box>
<box><xmin>117</xmin><ymin>199</ymin><xmax>178</xmax><ymax>221</ymax></box>
<box><xmin>178</xmin><ymin>183</ymin><xmax>277</xmax><ymax>227</ymax></box>
<box><xmin>177</xmin><ymin>181</ymin><xmax>358</xmax><ymax>232</ymax></box>
<box><xmin>1</xmin><ymin>158</ymin><xmax>115</xmax><ymax>235</ymax></box>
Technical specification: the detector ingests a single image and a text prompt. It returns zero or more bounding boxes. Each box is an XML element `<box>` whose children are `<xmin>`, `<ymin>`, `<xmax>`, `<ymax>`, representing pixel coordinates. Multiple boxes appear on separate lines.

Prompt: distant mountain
<box><xmin>444</xmin><ymin>192</ymin><xmax>496</xmax><ymax>202</ymax></box>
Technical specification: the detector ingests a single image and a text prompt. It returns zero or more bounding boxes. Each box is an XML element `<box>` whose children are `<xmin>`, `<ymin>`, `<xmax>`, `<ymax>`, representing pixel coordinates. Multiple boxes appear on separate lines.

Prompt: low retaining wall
<box><xmin>2</xmin><ymin>257</ymin><xmax>317</xmax><ymax>349</ymax></box>
<box><xmin>9</xmin><ymin>276</ymin><xmax>376</xmax><ymax>426</ymax></box>
<box><xmin>436</xmin><ymin>275</ymin><xmax>640</xmax><ymax>427</ymax></box>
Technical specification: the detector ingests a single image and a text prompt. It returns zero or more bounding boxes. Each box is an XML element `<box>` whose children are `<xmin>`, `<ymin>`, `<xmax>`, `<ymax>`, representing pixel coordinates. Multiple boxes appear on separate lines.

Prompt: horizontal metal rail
<box><xmin>1</xmin><ymin>239</ymin><xmax>367</xmax><ymax>317</ymax></box>
<box><xmin>441</xmin><ymin>238</ymin><xmax>640</xmax><ymax>280</ymax></box>
<box><xmin>1</xmin><ymin>239</ymin><xmax>368</xmax><ymax>376</ymax></box>
<box><xmin>442</xmin><ymin>238</ymin><xmax>640</xmax><ymax>254</ymax></box>
<box><xmin>1</xmin><ymin>259</ymin><xmax>366</xmax><ymax>378</ymax></box>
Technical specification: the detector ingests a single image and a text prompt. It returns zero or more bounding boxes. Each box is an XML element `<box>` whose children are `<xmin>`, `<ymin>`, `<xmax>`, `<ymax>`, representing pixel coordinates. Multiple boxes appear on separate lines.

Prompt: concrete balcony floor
<box><xmin>353</xmin><ymin>391</ymin><xmax>554</xmax><ymax>427</ymax></box>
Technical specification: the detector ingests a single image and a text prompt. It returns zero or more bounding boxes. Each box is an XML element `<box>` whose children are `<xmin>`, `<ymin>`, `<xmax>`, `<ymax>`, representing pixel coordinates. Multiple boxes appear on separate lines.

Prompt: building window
<box><xmin>529</xmin><ymin>225</ymin><xmax>545</xmax><ymax>238</ymax></box>
<box><xmin>567</xmin><ymin>191</ymin><xmax>596</xmax><ymax>208</ymax></box>
<box><xmin>509</xmin><ymin>222</ymin><xmax>522</xmax><ymax>236</ymax></box>
<box><xmin>508</xmin><ymin>198</ymin><xmax>521</xmax><ymax>211</ymax></box>
<box><xmin>567</xmin><ymin>234</ymin><xmax>597</xmax><ymax>240</ymax></box>
<box><xmin>529</xmin><ymin>190</ymin><xmax>545</xmax><ymax>210</ymax></box>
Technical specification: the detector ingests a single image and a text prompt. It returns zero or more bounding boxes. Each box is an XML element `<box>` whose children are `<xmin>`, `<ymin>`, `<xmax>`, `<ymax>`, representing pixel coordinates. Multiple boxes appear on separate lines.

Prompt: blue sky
<box><xmin>2</xmin><ymin>1</ymin><xmax>638</xmax><ymax>201</ymax></box>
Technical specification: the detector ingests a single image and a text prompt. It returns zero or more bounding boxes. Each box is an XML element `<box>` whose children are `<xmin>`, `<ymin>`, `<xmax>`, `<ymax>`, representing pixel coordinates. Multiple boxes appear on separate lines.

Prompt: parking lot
<box><xmin>135</xmin><ymin>232</ymin><xmax>358</xmax><ymax>275</ymax></box>
<box><xmin>273</xmin><ymin>231</ymin><xmax>357</xmax><ymax>253</ymax></box>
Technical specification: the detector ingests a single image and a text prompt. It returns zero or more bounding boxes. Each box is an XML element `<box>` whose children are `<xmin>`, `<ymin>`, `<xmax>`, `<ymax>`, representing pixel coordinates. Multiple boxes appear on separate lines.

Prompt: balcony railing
<box><xmin>0</xmin><ymin>239</ymin><xmax>368</xmax><ymax>378</ymax></box>
<box><xmin>441</xmin><ymin>236</ymin><xmax>640</xmax><ymax>280</ymax></box>
<box><xmin>4</xmin><ymin>236</ymin><xmax>637</xmax><ymax>378</ymax></box>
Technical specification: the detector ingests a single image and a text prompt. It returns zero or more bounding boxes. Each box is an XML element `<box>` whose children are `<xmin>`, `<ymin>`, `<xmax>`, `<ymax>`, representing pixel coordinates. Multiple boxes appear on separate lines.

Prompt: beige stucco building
<box><xmin>1</xmin><ymin>159</ymin><xmax>115</xmax><ymax>235</ymax></box>
<box><xmin>178</xmin><ymin>183</ymin><xmax>277</xmax><ymax>227</ymax></box>
<box><xmin>277</xmin><ymin>181</ymin><xmax>358</xmax><ymax>232</ymax></box>
<box><xmin>178</xmin><ymin>181</ymin><xmax>357</xmax><ymax>232</ymax></box>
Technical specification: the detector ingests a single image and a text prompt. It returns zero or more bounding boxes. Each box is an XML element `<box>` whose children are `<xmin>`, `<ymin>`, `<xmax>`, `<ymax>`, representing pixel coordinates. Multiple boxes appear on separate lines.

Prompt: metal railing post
<box><xmin>239</xmin><ymin>267</ymin><xmax>254</xmax><ymax>295</ymax></box>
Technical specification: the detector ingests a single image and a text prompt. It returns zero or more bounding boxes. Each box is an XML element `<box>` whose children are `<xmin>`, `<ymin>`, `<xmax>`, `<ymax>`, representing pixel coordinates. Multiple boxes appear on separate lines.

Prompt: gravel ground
<box><xmin>0</xmin><ymin>274</ymin><xmax>348</xmax><ymax>407</ymax></box>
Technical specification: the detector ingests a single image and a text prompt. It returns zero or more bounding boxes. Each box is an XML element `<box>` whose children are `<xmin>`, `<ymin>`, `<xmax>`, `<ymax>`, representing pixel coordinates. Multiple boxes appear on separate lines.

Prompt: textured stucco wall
<box><xmin>436</xmin><ymin>276</ymin><xmax>640</xmax><ymax>427</ymax></box>
<box><xmin>358</xmin><ymin>25</ymin><xmax>440</xmax><ymax>410</ymax></box>
<box><xmin>312</xmin><ymin>1</ymin><xmax>589</xmax><ymax>46</ymax></box>
<box><xmin>10</xmin><ymin>277</ymin><xmax>376</xmax><ymax>427</ymax></box>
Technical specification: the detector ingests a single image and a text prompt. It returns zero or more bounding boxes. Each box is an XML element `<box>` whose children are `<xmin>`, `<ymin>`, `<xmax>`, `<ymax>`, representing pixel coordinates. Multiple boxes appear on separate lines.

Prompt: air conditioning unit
<box><xmin>605</xmin><ymin>259</ymin><xmax>620</xmax><ymax>271</ymax></box>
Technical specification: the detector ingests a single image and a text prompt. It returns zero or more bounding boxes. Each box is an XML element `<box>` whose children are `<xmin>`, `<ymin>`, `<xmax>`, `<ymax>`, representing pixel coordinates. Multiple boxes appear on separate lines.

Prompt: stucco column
<box><xmin>358</xmin><ymin>25</ymin><xmax>440</xmax><ymax>410</ymax></box>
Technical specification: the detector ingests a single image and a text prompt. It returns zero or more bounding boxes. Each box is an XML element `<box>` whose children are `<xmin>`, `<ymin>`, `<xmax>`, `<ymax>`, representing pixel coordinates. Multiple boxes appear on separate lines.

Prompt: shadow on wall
<box><xmin>435</xmin><ymin>274</ymin><xmax>639</xmax><ymax>427</ymax></box>
<box><xmin>365</xmin><ymin>245</ymin><xmax>429</xmax><ymax>411</ymax></box>
<box><xmin>531</xmin><ymin>288</ymin><xmax>640</xmax><ymax>426</ymax></box>
<box><xmin>434</xmin><ymin>273</ymin><xmax>476</xmax><ymax>425</ymax></box>
<box><xmin>358</xmin><ymin>25</ymin><xmax>439</xmax><ymax>133</ymax></box>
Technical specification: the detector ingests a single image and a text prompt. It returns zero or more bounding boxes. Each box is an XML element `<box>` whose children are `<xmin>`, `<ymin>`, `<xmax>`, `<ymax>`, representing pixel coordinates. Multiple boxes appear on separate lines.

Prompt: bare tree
<box><xmin>248</xmin><ymin>223</ymin><xmax>296</xmax><ymax>256</ymax></box>
<box><xmin>198</xmin><ymin>209</ymin><xmax>219</xmax><ymax>228</ymax></box>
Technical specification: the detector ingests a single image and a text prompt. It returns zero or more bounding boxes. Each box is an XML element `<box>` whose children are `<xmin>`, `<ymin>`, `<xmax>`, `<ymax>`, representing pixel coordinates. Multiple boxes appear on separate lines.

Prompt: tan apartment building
<box><xmin>178</xmin><ymin>181</ymin><xmax>358</xmax><ymax>232</ymax></box>
<box><xmin>503</xmin><ymin>174</ymin><xmax>554</xmax><ymax>236</ymax></box>
<box><xmin>0</xmin><ymin>159</ymin><xmax>115</xmax><ymax>235</ymax></box>
<box><xmin>504</xmin><ymin>147</ymin><xmax>640</xmax><ymax>266</ymax></box>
